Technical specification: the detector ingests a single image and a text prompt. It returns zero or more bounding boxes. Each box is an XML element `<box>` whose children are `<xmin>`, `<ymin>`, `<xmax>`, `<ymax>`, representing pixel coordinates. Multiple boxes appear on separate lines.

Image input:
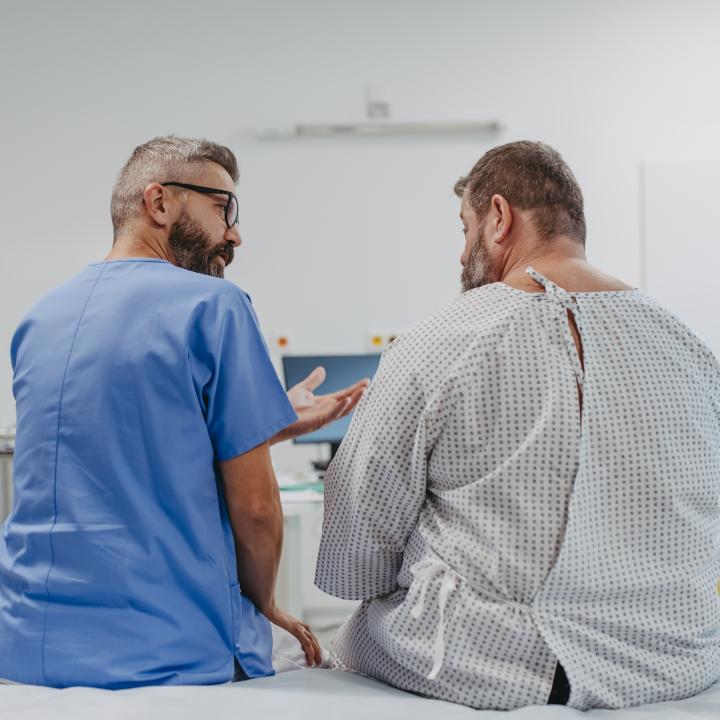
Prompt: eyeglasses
<box><xmin>161</xmin><ymin>182</ymin><xmax>239</xmax><ymax>228</ymax></box>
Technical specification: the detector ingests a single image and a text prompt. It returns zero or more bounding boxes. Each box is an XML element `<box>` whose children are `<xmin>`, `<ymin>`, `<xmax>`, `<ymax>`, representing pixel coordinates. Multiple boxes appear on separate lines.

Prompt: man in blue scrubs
<box><xmin>0</xmin><ymin>136</ymin><xmax>366</xmax><ymax>688</ymax></box>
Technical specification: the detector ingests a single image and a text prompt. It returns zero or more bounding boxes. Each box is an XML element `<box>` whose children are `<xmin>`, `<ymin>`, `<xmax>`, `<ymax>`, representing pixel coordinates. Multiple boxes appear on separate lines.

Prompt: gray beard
<box><xmin>461</xmin><ymin>230</ymin><xmax>495</xmax><ymax>292</ymax></box>
<box><xmin>168</xmin><ymin>213</ymin><xmax>233</xmax><ymax>278</ymax></box>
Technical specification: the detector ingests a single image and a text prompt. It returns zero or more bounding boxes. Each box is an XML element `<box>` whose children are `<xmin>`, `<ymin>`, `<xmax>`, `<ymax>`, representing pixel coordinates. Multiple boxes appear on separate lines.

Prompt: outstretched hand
<box><xmin>271</xmin><ymin>366</ymin><xmax>369</xmax><ymax>445</ymax></box>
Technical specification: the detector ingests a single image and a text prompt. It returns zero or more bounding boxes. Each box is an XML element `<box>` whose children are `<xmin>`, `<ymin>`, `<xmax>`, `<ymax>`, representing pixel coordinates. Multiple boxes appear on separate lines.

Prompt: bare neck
<box><xmin>500</xmin><ymin>237</ymin><xmax>632</xmax><ymax>293</ymax></box>
<box><xmin>105</xmin><ymin>228</ymin><xmax>174</xmax><ymax>263</ymax></box>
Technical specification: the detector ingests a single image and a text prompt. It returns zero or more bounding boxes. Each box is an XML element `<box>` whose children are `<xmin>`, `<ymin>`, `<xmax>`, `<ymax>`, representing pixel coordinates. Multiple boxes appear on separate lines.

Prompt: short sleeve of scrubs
<box><xmin>195</xmin><ymin>288</ymin><xmax>297</xmax><ymax>461</ymax></box>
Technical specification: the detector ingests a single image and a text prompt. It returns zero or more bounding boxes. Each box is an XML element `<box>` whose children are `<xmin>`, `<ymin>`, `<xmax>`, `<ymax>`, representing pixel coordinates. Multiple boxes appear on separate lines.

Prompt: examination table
<box><xmin>0</xmin><ymin>668</ymin><xmax>718</xmax><ymax>719</ymax></box>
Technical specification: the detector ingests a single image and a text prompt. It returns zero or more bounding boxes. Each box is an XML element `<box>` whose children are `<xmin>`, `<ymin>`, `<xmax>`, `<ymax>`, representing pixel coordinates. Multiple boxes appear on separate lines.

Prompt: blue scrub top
<box><xmin>0</xmin><ymin>259</ymin><xmax>297</xmax><ymax>688</ymax></box>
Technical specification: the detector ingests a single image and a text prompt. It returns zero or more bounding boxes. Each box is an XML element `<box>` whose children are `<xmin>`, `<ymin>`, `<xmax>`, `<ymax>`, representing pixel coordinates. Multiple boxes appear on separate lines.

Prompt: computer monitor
<box><xmin>281</xmin><ymin>353</ymin><xmax>381</xmax><ymax>462</ymax></box>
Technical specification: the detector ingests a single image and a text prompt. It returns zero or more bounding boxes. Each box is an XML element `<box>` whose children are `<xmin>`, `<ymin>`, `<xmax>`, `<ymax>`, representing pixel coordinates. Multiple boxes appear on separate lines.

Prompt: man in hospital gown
<box><xmin>0</xmin><ymin>136</ymin><xmax>366</xmax><ymax>688</ymax></box>
<box><xmin>316</xmin><ymin>141</ymin><xmax>720</xmax><ymax>710</ymax></box>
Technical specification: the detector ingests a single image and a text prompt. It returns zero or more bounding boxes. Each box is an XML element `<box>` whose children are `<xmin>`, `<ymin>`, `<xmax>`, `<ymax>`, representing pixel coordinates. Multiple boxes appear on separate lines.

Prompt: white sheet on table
<box><xmin>0</xmin><ymin>670</ymin><xmax>717</xmax><ymax>720</ymax></box>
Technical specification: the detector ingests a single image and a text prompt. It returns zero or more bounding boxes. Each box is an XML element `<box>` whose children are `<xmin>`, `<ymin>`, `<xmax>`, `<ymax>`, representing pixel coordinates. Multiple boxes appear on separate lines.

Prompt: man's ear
<box><xmin>142</xmin><ymin>183</ymin><xmax>174</xmax><ymax>228</ymax></box>
<box><xmin>489</xmin><ymin>194</ymin><xmax>513</xmax><ymax>244</ymax></box>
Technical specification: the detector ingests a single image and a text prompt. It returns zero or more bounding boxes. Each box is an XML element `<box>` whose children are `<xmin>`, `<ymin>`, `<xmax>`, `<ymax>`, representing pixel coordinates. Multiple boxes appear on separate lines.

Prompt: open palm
<box><xmin>272</xmin><ymin>367</ymin><xmax>369</xmax><ymax>444</ymax></box>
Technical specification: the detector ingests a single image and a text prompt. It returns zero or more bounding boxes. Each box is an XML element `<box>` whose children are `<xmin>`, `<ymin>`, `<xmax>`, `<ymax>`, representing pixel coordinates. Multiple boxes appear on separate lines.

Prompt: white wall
<box><xmin>2</xmin><ymin>0</ymin><xmax>720</xmax><ymax>469</ymax></box>
<box><xmin>643</xmin><ymin>161</ymin><xmax>720</xmax><ymax>356</ymax></box>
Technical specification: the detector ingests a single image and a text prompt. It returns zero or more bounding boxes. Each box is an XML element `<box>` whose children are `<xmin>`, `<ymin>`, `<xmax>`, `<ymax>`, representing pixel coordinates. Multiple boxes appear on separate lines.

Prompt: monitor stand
<box><xmin>310</xmin><ymin>442</ymin><xmax>341</xmax><ymax>474</ymax></box>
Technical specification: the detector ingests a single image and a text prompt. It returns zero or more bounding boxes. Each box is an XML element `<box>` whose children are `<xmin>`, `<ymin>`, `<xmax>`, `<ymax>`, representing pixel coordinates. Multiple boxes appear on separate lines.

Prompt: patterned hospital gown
<box><xmin>315</xmin><ymin>267</ymin><xmax>720</xmax><ymax>710</ymax></box>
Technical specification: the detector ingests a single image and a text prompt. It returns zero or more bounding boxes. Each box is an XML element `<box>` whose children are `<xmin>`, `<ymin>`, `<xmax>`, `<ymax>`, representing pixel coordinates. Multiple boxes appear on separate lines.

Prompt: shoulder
<box><xmin>396</xmin><ymin>284</ymin><xmax>530</xmax><ymax>356</ymax></box>
<box><xmin>147</xmin><ymin>266</ymin><xmax>256</xmax><ymax>324</ymax></box>
<box><xmin>183</xmin><ymin>280</ymin><xmax>260</xmax><ymax>349</ymax></box>
<box><xmin>379</xmin><ymin>284</ymin><xmax>531</xmax><ymax>385</ymax></box>
<box><xmin>634</xmin><ymin>291</ymin><xmax>720</xmax><ymax>377</ymax></box>
<box><xmin>14</xmin><ymin>266</ymin><xmax>99</xmax><ymax>330</ymax></box>
<box><xmin>158</xmin><ymin>264</ymin><xmax>252</xmax><ymax>306</ymax></box>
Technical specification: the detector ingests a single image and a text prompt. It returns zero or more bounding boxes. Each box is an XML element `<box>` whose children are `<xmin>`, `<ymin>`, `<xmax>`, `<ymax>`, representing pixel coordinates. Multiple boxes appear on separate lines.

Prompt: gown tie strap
<box><xmin>410</xmin><ymin>558</ymin><xmax>458</xmax><ymax>681</ymax></box>
<box><xmin>525</xmin><ymin>266</ymin><xmax>584</xmax><ymax>391</ymax></box>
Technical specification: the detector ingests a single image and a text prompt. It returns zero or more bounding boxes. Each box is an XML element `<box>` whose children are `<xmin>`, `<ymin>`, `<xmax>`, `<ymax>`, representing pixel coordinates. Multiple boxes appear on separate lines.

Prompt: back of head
<box><xmin>110</xmin><ymin>135</ymin><xmax>239</xmax><ymax>240</ymax></box>
<box><xmin>455</xmin><ymin>141</ymin><xmax>586</xmax><ymax>245</ymax></box>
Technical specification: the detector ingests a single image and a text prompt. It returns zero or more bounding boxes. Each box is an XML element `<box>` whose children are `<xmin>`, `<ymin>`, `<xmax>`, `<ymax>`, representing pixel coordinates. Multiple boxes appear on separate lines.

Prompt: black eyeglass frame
<box><xmin>161</xmin><ymin>182</ymin><xmax>239</xmax><ymax>228</ymax></box>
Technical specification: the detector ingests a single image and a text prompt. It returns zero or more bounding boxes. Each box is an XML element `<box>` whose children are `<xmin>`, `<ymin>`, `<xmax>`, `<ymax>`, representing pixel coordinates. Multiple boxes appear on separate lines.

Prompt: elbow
<box><xmin>231</xmin><ymin>499</ymin><xmax>282</xmax><ymax>525</ymax></box>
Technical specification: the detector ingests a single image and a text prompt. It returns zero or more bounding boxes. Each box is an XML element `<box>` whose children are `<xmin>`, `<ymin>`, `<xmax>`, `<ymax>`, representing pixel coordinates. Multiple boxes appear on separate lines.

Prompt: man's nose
<box><xmin>225</xmin><ymin>225</ymin><xmax>242</xmax><ymax>247</ymax></box>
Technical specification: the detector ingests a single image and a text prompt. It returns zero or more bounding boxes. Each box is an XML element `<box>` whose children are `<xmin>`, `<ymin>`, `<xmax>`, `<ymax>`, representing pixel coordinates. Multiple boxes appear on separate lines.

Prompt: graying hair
<box><xmin>110</xmin><ymin>135</ymin><xmax>239</xmax><ymax>239</ymax></box>
<box><xmin>455</xmin><ymin>141</ymin><xmax>586</xmax><ymax>245</ymax></box>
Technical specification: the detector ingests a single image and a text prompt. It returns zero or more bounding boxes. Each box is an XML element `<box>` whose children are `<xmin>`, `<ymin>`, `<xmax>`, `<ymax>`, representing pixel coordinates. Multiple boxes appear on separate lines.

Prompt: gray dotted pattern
<box><xmin>315</xmin><ymin>268</ymin><xmax>720</xmax><ymax>711</ymax></box>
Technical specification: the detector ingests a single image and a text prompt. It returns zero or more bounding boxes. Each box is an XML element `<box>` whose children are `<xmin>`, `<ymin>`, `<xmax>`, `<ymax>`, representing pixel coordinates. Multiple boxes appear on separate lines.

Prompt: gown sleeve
<box><xmin>315</xmin><ymin>338</ymin><xmax>438</xmax><ymax>600</ymax></box>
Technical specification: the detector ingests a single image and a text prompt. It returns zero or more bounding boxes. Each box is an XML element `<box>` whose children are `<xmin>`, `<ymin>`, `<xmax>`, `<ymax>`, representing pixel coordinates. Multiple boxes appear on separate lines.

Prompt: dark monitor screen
<box><xmin>281</xmin><ymin>354</ymin><xmax>381</xmax><ymax>445</ymax></box>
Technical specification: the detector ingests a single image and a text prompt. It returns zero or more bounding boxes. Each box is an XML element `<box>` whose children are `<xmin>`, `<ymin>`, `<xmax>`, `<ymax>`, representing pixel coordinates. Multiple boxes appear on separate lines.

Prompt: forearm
<box><xmin>230</xmin><ymin>498</ymin><xmax>283</xmax><ymax>614</ymax></box>
<box><xmin>219</xmin><ymin>442</ymin><xmax>284</xmax><ymax>615</ymax></box>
